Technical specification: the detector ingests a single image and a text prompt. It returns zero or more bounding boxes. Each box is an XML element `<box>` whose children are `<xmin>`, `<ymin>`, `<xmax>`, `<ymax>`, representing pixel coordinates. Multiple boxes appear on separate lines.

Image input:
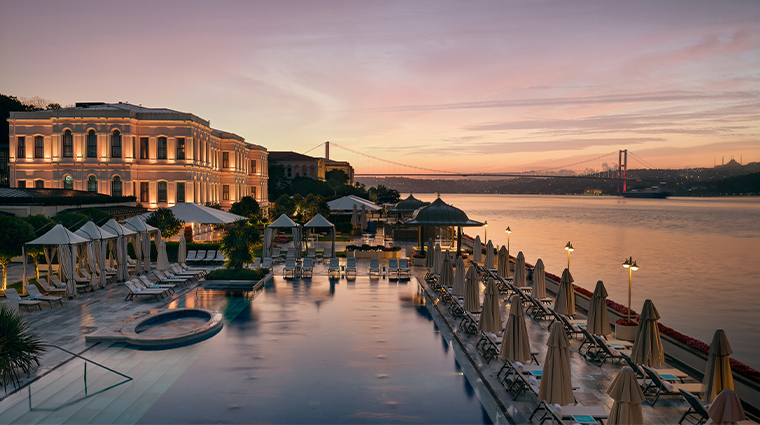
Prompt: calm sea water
<box><xmin>411</xmin><ymin>194</ymin><xmax>760</xmax><ymax>370</ymax></box>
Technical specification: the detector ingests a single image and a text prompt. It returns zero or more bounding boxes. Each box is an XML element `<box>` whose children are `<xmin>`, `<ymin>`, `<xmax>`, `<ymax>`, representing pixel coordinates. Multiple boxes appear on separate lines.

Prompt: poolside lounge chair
<box><xmin>286</xmin><ymin>247</ymin><xmax>295</xmax><ymax>258</ymax></box>
<box><xmin>346</xmin><ymin>257</ymin><xmax>357</xmax><ymax>279</ymax></box>
<box><xmin>328</xmin><ymin>258</ymin><xmax>341</xmax><ymax>279</ymax></box>
<box><xmin>190</xmin><ymin>250</ymin><xmax>206</xmax><ymax>263</ymax></box>
<box><xmin>301</xmin><ymin>258</ymin><xmax>313</xmax><ymax>278</ymax></box>
<box><xmin>546</xmin><ymin>404</ymin><xmax>608</xmax><ymax>424</ymax></box>
<box><xmin>203</xmin><ymin>250</ymin><xmax>217</xmax><ymax>264</ymax></box>
<box><xmin>37</xmin><ymin>278</ymin><xmax>67</xmax><ymax>296</ymax></box>
<box><xmin>153</xmin><ymin>270</ymin><xmax>189</xmax><ymax>286</ymax></box>
<box><xmin>369</xmin><ymin>258</ymin><xmax>380</xmax><ymax>277</ymax></box>
<box><xmin>261</xmin><ymin>257</ymin><xmax>273</xmax><ymax>271</ymax></box>
<box><xmin>678</xmin><ymin>389</ymin><xmax>709</xmax><ymax>425</ymax></box>
<box><xmin>388</xmin><ymin>259</ymin><xmax>399</xmax><ymax>279</ymax></box>
<box><xmin>322</xmin><ymin>247</ymin><xmax>332</xmax><ymax>260</ymax></box>
<box><xmin>283</xmin><ymin>257</ymin><xmax>297</xmax><ymax>279</ymax></box>
<box><xmin>2</xmin><ymin>288</ymin><xmax>41</xmax><ymax>311</ymax></box>
<box><xmin>49</xmin><ymin>274</ymin><xmax>68</xmax><ymax>290</ymax></box>
<box><xmin>642</xmin><ymin>365</ymin><xmax>703</xmax><ymax>406</ymax></box>
<box><xmin>398</xmin><ymin>258</ymin><xmax>411</xmax><ymax>279</ymax></box>
<box><xmin>138</xmin><ymin>276</ymin><xmax>175</xmax><ymax>294</ymax></box>
<box><xmin>306</xmin><ymin>247</ymin><xmax>316</xmax><ymax>259</ymax></box>
<box><xmin>459</xmin><ymin>311</ymin><xmax>481</xmax><ymax>337</ymax></box>
<box><xmin>557</xmin><ymin>313</ymin><xmax>586</xmax><ymax>339</ymax></box>
<box><xmin>25</xmin><ymin>284</ymin><xmax>63</xmax><ymax>307</ymax></box>
<box><xmin>214</xmin><ymin>251</ymin><xmax>226</xmax><ymax>264</ymax></box>
<box><xmin>272</xmin><ymin>247</ymin><xmax>281</xmax><ymax>262</ymax></box>
<box><xmin>171</xmin><ymin>264</ymin><xmax>202</xmax><ymax>279</ymax></box>
<box><xmin>586</xmin><ymin>335</ymin><xmax>631</xmax><ymax>366</ymax></box>
<box><xmin>185</xmin><ymin>250</ymin><xmax>197</xmax><ymax>262</ymax></box>
<box><xmin>125</xmin><ymin>281</ymin><xmax>165</xmax><ymax>301</ymax></box>
<box><xmin>73</xmin><ymin>271</ymin><xmax>94</xmax><ymax>292</ymax></box>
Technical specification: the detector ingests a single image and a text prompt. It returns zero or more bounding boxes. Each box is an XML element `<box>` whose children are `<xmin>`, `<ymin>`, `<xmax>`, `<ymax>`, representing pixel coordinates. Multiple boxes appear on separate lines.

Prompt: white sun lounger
<box><xmin>346</xmin><ymin>257</ymin><xmax>357</xmax><ymax>279</ymax></box>
<box><xmin>328</xmin><ymin>257</ymin><xmax>340</xmax><ymax>279</ymax></box>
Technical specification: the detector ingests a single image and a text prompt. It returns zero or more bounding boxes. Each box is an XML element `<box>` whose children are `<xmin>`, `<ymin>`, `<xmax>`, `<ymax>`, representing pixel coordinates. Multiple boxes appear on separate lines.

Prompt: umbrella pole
<box><xmin>456</xmin><ymin>226</ymin><xmax>462</xmax><ymax>258</ymax></box>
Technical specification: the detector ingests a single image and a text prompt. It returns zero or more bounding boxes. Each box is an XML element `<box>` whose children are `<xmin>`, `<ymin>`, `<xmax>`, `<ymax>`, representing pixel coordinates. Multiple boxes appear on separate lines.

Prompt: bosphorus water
<box><xmin>411</xmin><ymin>194</ymin><xmax>760</xmax><ymax>370</ymax></box>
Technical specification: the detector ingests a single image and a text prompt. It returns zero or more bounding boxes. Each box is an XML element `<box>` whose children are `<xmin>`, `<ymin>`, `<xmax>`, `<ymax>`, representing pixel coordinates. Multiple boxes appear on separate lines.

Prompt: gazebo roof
<box><xmin>268</xmin><ymin>214</ymin><xmax>299</xmax><ymax>228</ymax></box>
<box><xmin>74</xmin><ymin>221</ymin><xmax>118</xmax><ymax>240</ymax></box>
<box><xmin>304</xmin><ymin>213</ymin><xmax>334</xmax><ymax>228</ymax></box>
<box><xmin>102</xmin><ymin>218</ymin><xmax>136</xmax><ymax>236</ymax></box>
<box><xmin>404</xmin><ymin>198</ymin><xmax>483</xmax><ymax>227</ymax></box>
<box><xmin>327</xmin><ymin>195</ymin><xmax>380</xmax><ymax>212</ymax></box>
<box><xmin>26</xmin><ymin>224</ymin><xmax>90</xmax><ymax>246</ymax></box>
<box><xmin>390</xmin><ymin>194</ymin><xmax>429</xmax><ymax>213</ymax></box>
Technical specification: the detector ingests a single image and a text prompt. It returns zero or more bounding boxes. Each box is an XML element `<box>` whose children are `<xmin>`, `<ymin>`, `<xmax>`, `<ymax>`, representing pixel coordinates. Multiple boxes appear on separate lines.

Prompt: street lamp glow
<box><xmin>564</xmin><ymin>241</ymin><xmax>574</xmax><ymax>269</ymax></box>
<box><xmin>484</xmin><ymin>220</ymin><xmax>488</xmax><ymax>242</ymax></box>
<box><xmin>623</xmin><ymin>257</ymin><xmax>638</xmax><ymax>322</ymax></box>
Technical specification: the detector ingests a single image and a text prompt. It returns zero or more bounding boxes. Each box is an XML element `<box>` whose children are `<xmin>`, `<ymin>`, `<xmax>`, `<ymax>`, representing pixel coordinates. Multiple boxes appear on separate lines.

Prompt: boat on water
<box><xmin>622</xmin><ymin>186</ymin><xmax>672</xmax><ymax>198</ymax></box>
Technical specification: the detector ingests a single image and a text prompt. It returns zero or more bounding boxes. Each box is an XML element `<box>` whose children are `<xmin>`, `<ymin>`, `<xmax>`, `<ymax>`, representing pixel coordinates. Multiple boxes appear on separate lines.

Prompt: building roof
<box><xmin>390</xmin><ymin>194</ymin><xmax>429</xmax><ymax>213</ymax></box>
<box><xmin>327</xmin><ymin>195</ymin><xmax>380</xmax><ymax>212</ymax></box>
<box><xmin>269</xmin><ymin>151</ymin><xmax>319</xmax><ymax>162</ymax></box>
<box><xmin>404</xmin><ymin>197</ymin><xmax>483</xmax><ymax>227</ymax></box>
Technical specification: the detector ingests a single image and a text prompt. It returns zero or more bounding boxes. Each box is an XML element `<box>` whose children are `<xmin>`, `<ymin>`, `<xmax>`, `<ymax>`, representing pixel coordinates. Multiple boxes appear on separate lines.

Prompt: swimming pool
<box><xmin>0</xmin><ymin>277</ymin><xmax>491</xmax><ymax>424</ymax></box>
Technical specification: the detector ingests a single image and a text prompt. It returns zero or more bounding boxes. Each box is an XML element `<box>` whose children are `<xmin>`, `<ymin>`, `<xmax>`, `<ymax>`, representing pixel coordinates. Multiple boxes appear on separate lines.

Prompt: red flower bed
<box><xmin>615</xmin><ymin>318</ymin><xmax>639</xmax><ymax>326</ymax></box>
<box><xmin>412</xmin><ymin>254</ymin><xmax>425</xmax><ymax>259</ymax></box>
<box><xmin>573</xmin><ymin>286</ymin><xmax>593</xmax><ymax>298</ymax></box>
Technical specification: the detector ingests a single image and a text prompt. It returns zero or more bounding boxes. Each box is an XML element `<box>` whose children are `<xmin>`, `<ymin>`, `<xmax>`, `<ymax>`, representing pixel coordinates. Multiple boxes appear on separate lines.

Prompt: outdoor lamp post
<box><xmin>505</xmin><ymin>226</ymin><xmax>511</xmax><ymax>252</ymax></box>
<box><xmin>622</xmin><ymin>257</ymin><xmax>639</xmax><ymax>323</ymax></box>
<box><xmin>564</xmin><ymin>241</ymin><xmax>574</xmax><ymax>269</ymax></box>
<box><xmin>484</xmin><ymin>220</ymin><xmax>488</xmax><ymax>242</ymax></box>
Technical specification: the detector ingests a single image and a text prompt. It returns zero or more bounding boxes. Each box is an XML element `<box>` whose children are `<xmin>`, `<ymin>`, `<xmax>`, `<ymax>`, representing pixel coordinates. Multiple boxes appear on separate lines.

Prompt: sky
<box><xmin>2</xmin><ymin>0</ymin><xmax>758</xmax><ymax>174</ymax></box>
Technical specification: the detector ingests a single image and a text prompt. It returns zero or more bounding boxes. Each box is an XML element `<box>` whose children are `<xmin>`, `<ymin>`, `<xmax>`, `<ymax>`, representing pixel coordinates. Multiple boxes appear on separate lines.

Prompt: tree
<box><xmin>230</xmin><ymin>196</ymin><xmax>260</xmax><ymax>219</ymax></box>
<box><xmin>54</xmin><ymin>211</ymin><xmax>88</xmax><ymax>231</ymax></box>
<box><xmin>0</xmin><ymin>216</ymin><xmax>34</xmax><ymax>290</ymax></box>
<box><xmin>326</xmin><ymin>169</ymin><xmax>349</xmax><ymax>189</ymax></box>
<box><xmin>299</xmin><ymin>194</ymin><xmax>330</xmax><ymax>223</ymax></box>
<box><xmin>0</xmin><ymin>306</ymin><xmax>44</xmax><ymax>390</ymax></box>
<box><xmin>370</xmin><ymin>185</ymin><xmax>400</xmax><ymax>202</ymax></box>
<box><xmin>145</xmin><ymin>208</ymin><xmax>185</xmax><ymax>239</ymax></box>
<box><xmin>204</xmin><ymin>201</ymin><xmax>221</xmax><ymax>210</ymax></box>
<box><xmin>271</xmin><ymin>194</ymin><xmax>297</xmax><ymax>219</ymax></box>
<box><xmin>219</xmin><ymin>220</ymin><xmax>261</xmax><ymax>270</ymax></box>
<box><xmin>267</xmin><ymin>159</ymin><xmax>289</xmax><ymax>199</ymax></box>
<box><xmin>23</xmin><ymin>215</ymin><xmax>54</xmax><ymax>279</ymax></box>
<box><xmin>79</xmin><ymin>208</ymin><xmax>111</xmax><ymax>225</ymax></box>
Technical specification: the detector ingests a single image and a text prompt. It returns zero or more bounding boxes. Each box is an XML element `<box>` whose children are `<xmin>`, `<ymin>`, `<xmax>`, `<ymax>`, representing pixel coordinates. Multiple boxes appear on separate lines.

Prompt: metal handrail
<box><xmin>42</xmin><ymin>344</ymin><xmax>132</xmax><ymax>381</ymax></box>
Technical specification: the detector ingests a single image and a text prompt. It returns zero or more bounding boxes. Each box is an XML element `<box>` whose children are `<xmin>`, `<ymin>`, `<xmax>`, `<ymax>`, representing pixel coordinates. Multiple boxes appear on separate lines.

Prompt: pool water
<box><xmin>135</xmin><ymin>317</ymin><xmax>209</xmax><ymax>336</ymax></box>
<box><xmin>0</xmin><ymin>277</ymin><xmax>491</xmax><ymax>424</ymax></box>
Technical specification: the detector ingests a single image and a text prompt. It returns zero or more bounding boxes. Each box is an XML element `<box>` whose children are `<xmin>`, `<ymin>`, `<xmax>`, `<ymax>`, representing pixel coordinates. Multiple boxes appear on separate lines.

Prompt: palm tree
<box><xmin>0</xmin><ymin>306</ymin><xmax>45</xmax><ymax>390</ymax></box>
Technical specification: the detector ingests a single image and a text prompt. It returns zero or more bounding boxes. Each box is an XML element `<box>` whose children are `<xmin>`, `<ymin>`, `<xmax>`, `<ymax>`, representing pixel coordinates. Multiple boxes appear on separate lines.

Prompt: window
<box><xmin>86</xmin><ymin>130</ymin><xmax>97</xmax><ymax>158</ymax></box>
<box><xmin>64</xmin><ymin>175</ymin><xmax>73</xmax><ymax>190</ymax></box>
<box><xmin>132</xmin><ymin>137</ymin><xmax>135</xmax><ymax>159</ymax></box>
<box><xmin>157</xmin><ymin>137</ymin><xmax>167</xmax><ymax>159</ymax></box>
<box><xmin>0</xmin><ymin>151</ymin><xmax>6</xmax><ymax>172</ymax></box>
<box><xmin>34</xmin><ymin>136</ymin><xmax>44</xmax><ymax>159</ymax></box>
<box><xmin>176</xmin><ymin>182</ymin><xmax>185</xmax><ymax>203</ymax></box>
<box><xmin>35</xmin><ymin>180</ymin><xmax>44</xmax><ymax>188</ymax></box>
<box><xmin>176</xmin><ymin>138</ymin><xmax>185</xmax><ymax>159</ymax></box>
<box><xmin>287</xmin><ymin>165</ymin><xmax>292</xmax><ymax>177</ymax></box>
<box><xmin>17</xmin><ymin>137</ymin><xmax>25</xmax><ymax>159</ymax></box>
<box><xmin>157</xmin><ymin>181</ymin><xmax>167</xmax><ymax>202</ymax></box>
<box><xmin>112</xmin><ymin>176</ymin><xmax>122</xmax><ymax>197</ymax></box>
<box><xmin>251</xmin><ymin>186</ymin><xmax>257</xmax><ymax>199</ymax></box>
<box><xmin>88</xmin><ymin>175</ymin><xmax>97</xmax><ymax>192</ymax></box>
<box><xmin>310</xmin><ymin>165</ymin><xmax>315</xmax><ymax>177</ymax></box>
<box><xmin>222</xmin><ymin>152</ymin><xmax>229</xmax><ymax>168</ymax></box>
<box><xmin>222</xmin><ymin>184</ymin><xmax>229</xmax><ymax>200</ymax></box>
<box><xmin>17</xmin><ymin>180</ymin><xmax>26</xmax><ymax>188</ymax></box>
<box><xmin>111</xmin><ymin>130</ymin><xmax>122</xmax><ymax>158</ymax></box>
<box><xmin>140</xmin><ymin>182</ymin><xmax>149</xmax><ymax>203</ymax></box>
<box><xmin>250</xmin><ymin>159</ymin><xmax>256</xmax><ymax>173</ymax></box>
<box><xmin>140</xmin><ymin>137</ymin><xmax>149</xmax><ymax>159</ymax></box>
<box><xmin>302</xmin><ymin>165</ymin><xmax>306</xmax><ymax>176</ymax></box>
<box><xmin>62</xmin><ymin>130</ymin><xmax>73</xmax><ymax>158</ymax></box>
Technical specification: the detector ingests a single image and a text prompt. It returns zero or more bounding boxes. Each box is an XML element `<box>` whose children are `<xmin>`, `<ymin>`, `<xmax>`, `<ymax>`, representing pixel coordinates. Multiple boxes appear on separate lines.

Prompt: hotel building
<box><xmin>7</xmin><ymin>102</ymin><xmax>268</xmax><ymax>213</ymax></box>
<box><xmin>269</xmin><ymin>150</ymin><xmax>354</xmax><ymax>185</ymax></box>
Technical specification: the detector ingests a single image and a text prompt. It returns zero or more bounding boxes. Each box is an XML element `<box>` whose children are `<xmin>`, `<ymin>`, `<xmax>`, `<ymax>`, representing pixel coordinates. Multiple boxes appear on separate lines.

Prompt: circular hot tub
<box><xmin>122</xmin><ymin>308</ymin><xmax>223</xmax><ymax>348</ymax></box>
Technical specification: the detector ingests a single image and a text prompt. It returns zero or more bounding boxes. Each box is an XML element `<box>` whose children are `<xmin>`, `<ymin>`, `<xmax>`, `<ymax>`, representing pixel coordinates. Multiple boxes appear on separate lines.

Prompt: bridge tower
<box><xmin>325</xmin><ymin>141</ymin><xmax>329</xmax><ymax>160</ymax></box>
<box><xmin>618</xmin><ymin>149</ymin><xmax>628</xmax><ymax>194</ymax></box>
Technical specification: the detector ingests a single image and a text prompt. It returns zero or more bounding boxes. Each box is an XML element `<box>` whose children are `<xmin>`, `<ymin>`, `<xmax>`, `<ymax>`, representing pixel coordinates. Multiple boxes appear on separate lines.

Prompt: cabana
<box><xmin>124</xmin><ymin>216</ymin><xmax>160</xmax><ymax>274</ymax></box>
<box><xmin>303</xmin><ymin>214</ymin><xmax>335</xmax><ymax>258</ymax></box>
<box><xmin>101</xmin><ymin>219</ymin><xmax>135</xmax><ymax>282</ymax></box>
<box><xmin>404</xmin><ymin>197</ymin><xmax>483</xmax><ymax>257</ymax></box>
<box><xmin>74</xmin><ymin>221</ymin><xmax>117</xmax><ymax>288</ymax></box>
<box><xmin>23</xmin><ymin>224</ymin><xmax>90</xmax><ymax>298</ymax></box>
<box><xmin>264</xmin><ymin>214</ymin><xmax>302</xmax><ymax>259</ymax></box>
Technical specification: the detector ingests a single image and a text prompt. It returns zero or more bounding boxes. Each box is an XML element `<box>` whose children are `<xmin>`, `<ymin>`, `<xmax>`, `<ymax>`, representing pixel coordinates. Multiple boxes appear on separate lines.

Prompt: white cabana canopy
<box><xmin>123</xmin><ymin>216</ymin><xmax>158</xmax><ymax>234</ymax></box>
<box><xmin>263</xmin><ymin>214</ymin><xmax>302</xmax><ymax>258</ymax></box>
<box><xmin>74</xmin><ymin>221</ymin><xmax>118</xmax><ymax>241</ymax></box>
<box><xmin>24</xmin><ymin>224</ymin><xmax>90</xmax><ymax>298</ymax></box>
<box><xmin>102</xmin><ymin>219</ymin><xmax>136</xmax><ymax>236</ymax></box>
<box><xmin>27</xmin><ymin>224</ymin><xmax>90</xmax><ymax>246</ymax></box>
<box><xmin>168</xmin><ymin>202</ymin><xmax>246</xmax><ymax>224</ymax></box>
<box><xmin>74</xmin><ymin>221</ymin><xmax>116</xmax><ymax>288</ymax></box>
<box><xmin>303</xmin><ymin>213</ymin><xmax>335</xmax><ymax>256</ymax></box>
<box><xmin>327</xmin><ymin>195</ymin><xmax>380</xmax><ymax>214</ymax></box>
<box><xmin>101</xmin><ymin>219</ymin><xmax>133</xmax><ymax>281</ymax></box>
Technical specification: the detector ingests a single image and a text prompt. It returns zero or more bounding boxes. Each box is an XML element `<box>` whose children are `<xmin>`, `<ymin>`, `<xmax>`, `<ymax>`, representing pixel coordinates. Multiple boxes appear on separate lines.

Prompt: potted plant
<box><xmin>413</xmin><ymin>252</ymin><xmax>426</xmax><ymax>267</ymax></box>
<box><xmin>615</xmin><ymin>318</ymin><xmax>638</xmax><ymax>341</ymax></box>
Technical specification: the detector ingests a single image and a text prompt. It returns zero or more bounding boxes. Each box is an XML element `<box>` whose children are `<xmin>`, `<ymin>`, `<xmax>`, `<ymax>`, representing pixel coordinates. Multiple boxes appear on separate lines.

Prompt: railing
<box><xmin>43</xmin><ymin>344</ymin><xmax>132</xmax><ymax>382</ymax></box>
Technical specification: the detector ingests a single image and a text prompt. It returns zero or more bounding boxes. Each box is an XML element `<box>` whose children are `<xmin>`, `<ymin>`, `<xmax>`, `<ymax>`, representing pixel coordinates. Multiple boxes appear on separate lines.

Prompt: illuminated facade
<box><xmin>8</xmin><ymin>102</ymin><xmax>268</xmax><ymax>212</ymax></box>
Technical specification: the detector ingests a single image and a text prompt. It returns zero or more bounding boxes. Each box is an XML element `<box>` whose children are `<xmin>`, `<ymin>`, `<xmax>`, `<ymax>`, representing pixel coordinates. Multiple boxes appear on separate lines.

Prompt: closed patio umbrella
<box><xmin>500</xmin><ymin>294</ymin><xmax>532</xmax><ymax>363</ymax></box>
<box><xmin>463</xmin><ymin>265</ymin><xmax>480</xmax><ymax>312</ymax></box>
<box><xmin>533</xmin><ymin>259</ymin><xmax>546</xmax><ymax>299</ymax></box>
<box><xmin>497</xmin><ymin>246</ymin><xmax>509</xmax><ymax>278</ymax></box>
<box><xmin>360</xmin><ymin>204</ymin><xmax>368</xmax><ymax>229</ymax></box>
<box><xmin>702</xmin><ymin>329</ymin><xmax>735</xmax><ymax>403</ymax></box>
<box><xmin>425</xmin><ymin>238</ymin><xmax>434</xmax><ymax>269</ymax></box>
<box><xmin>607</xmin><ymin>366</ymin><xmax>645</xmax><ymax>425</ymax></box>
<box><xmin>587</xmin><ymin>280</ymin><xmax>612</xmax><ymax>336</ymax></box>
<box><xmin>440</xmin><ymin>254</ymin><xmax>453</xmax><ymax>289</ymax></box>
<box><xmin>513</xmin><ymin>251</ymin><xmax>526</xmax><ymax>288</ymax></box>
<box><xmin>178</xmin><ymin>233</ymin><xmax>187</xmax><ymax>264</ymax></box>
<box><xmin>156</xmin><ymin>232</ymin><xmax>170</xmax><ymax>272</ymax></box>
<box><xmin>630</xmin><ymin>299</ymin><xmax>664</xmax><ymax>367</ymax></box>
<box><xmin>453</xmin><ymin>256</ymin><xmax>465</xmax><ymax>297</ymax></box>
<box><xmin>351</xmin><ymin>205</ymin><xmax>360</xmax><ymax>228</ymax></box>
<box><xmin>484</xmin><ymin>240</ymin><xmax>495</xmax><ymax>269</ymax></box>
<box><xmin>538</xmin><ymin>322</ymin><xmax>574</xmax><ymax>406</ymax></box>
<box><xmin>473</xmin><ymin>235</ymin><xmax>482</xmax><ymax>262</ymax></box>
<box><xmin>433</xmin><ymin>243</ymin><xmax>442</xmax><ymax>275</ymax></box>
<box><xmin>478</xmin><ymin>278</ymin><xmax>502</xmax><ymax>333</ymax></box>
<box><xmin>554</xmin><ymin>268</ymin><xmax>575</xmax><ymax>316</ymax></box>
<box><xmin>708</xmin><ymin>389</ymin><xmax>746</xmax><ymax>425</ymax></box>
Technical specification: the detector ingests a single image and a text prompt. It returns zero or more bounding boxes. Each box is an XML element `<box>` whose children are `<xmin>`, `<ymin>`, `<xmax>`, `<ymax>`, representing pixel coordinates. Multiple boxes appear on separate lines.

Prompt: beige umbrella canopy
<box><xmin>500</xmin><ymin>294</ymin><xmax>532</xmax><ymax>363</ymax></box>
<box><xmin>440</xmin><ymin>254</ymin><xmax>454</xmax><ymax>289</ymax></box>
<box><xmin>484</xmin><ymin>240</ymin><xmax>495</xmax><ymax>269</ymax></box>
<box><xmin>587</xmin><ymin>280</ymin><xmax>612</xmax><ymax>336</ymax></box>
<box><xmin>513</xmin><ymin>251</ymin><xmax>526</xmax><ymax>288</ymax></box>
<box><xmin>708</xmin><ymin>389</ymin><xmax>746</xmax><ymax>425</ymax></box>
<box><xmin>473</xmin><ymin>235</ymin><xmax>482</xmax><ymax>262</ymax></box>
<box><xmin>533</xmin><ymin>259</ymin><xmax>546</xmax><ymax>299</ymax></box>
<box><xmin>453</xmin><ymin>256</ymin><xmax>465</xmax><ymax>297</ymax></box>
<box><xmin>630</xmin><ymin>299</ymin><xmax>664</xmax><ymax>367</ymax></box>
<box><xmin>607</xmin><ymin>366</ymin><xmax>646</xmax><ymax>425</ymax></box>
<box><xmin>497</xmin><ymin>245</ymin><xmax>509</xmax><ymax>278</ymax></box>
<box><xmin>463</xmin><ymin>265</ymin><xmax>481</xmax><ymax>312</ymax></box>
<box><xmin>478</xmin><ymin>278</ymin><xmax>502</xmax><ymax>333</ymax></box>
<box><xmin>178</xmin><ymin>233</ymin><xmax>187</xmax><ymax>264</ymax></box>
<box><xmin>702</xmin><ymin>329</ymin><xmax>735</xmax><ymax>403</ymax></box>
<box><xmin>553</xmin><ymin>268</ymin><xmax>575</xmax><ymax>316</ymax></box>
<box><xmin>538</xmin><ymin>322</ymin><xmax>574</xmax><ymax>406</ymax></box>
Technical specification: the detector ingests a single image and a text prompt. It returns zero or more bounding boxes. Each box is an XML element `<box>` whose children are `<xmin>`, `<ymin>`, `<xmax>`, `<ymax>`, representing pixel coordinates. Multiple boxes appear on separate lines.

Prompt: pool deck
<box><xmin>2</xmin><ymin>259</ymin><xmax>756</xmax><ymax>424</ymax></box>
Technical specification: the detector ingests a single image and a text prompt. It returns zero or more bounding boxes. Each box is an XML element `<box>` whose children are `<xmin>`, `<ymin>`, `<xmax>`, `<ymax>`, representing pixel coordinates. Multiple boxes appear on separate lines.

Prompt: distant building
<box><xmin>269</xmin><ymin>151</ymin><xmax>354</xmax><ymax>185</ymax></box>
<box><xmin>7</xmin><ymin>102</ymin><xmax>269</xmax><ymax>213</ymax></box>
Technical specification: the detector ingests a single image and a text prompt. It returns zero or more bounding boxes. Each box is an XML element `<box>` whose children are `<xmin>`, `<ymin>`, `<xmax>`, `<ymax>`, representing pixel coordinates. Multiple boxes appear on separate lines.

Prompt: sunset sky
<box><xmin>2</xmin><ymin>0</ymin><xmax>758</xmax><ymax>173</ymax></box>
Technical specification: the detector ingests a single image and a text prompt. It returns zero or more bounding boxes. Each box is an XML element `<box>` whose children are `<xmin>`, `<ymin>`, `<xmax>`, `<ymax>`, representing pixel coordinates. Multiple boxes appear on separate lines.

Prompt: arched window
<box><xmin>310</xmin><ymin>165</ymin><xmax>315</xmax><ymax>177</ymax></box>
<box><xmin>86</xmin><ymin>130</ymin><xmax>97</xmax><ymax>158</ymax></box>
<box><xmin>157</xmin><ymin>136</ymin><xmax>167</xmax><ymax>159</ymax></box>
<box><xmin>302</xmin><ymin>165</ymin><xmax>306</xmax><ymax>176</ymax></box>
<box><xmin>88</xmin><ymin>175</ymin><xmax>97</xmax><ymax>192</ymax></box>
<box><xmin>112</xmin><ymin>175</ymin><xmax>122</xmax><ymax>197</ymax></box>
<box><xmin>62</xmin><ymin>130</ymin><xmax>73</xmax><ymax>158</ymax></box>
<box><xmin>63</xmin><ymin>175</ymin><xmax>74</xmax><ymax>190</ymax></box>
<box><xmin>35</xmin><ymin>180</ymin><xmax>44</xmax><ymax>188</ymax></box>
<box><xmin>111</xmin><ymin>130</ymin><xmax>122</xmax><ymax>158</ymax></box>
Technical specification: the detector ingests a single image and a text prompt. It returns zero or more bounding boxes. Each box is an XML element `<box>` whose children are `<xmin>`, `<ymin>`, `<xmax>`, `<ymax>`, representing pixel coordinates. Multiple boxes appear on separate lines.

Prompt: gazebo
<box><xmin>264</xmin><ymin>214</ymin><xmax>302</xmax><ymax>259</ymax></box>
<box><xmin>327</xmin><ymin>195</ymin><xmax>380</xmax><ymax>215</ymax></box>
<box><xmin>101</xmin><ymin>218</ymin><xmax>135</xmax><ymax>282</ymax></box>
<box><xmin>390</xmin><ymin>194</ymin><xmax>429</xmax><ymax>216</ymax></box>
<box><xmin>124</xmin><ymin>216</ymin><xmax>159</xmax><ymax>274</ymax></box>
<box><xmin>23</xmin><ymin>224</ymin><xmax>90</xmax><ymax>298</ymax></box>
<box><xmin>74</xmin><ymin>221</ymin><xmax>117</xmax><ymax>288</ymax></box>
<box><xmin>404</xmin><ymin>197</ymin><xmax>483</xmax><ymax>257</ymax></box>
<box><xmin>303</xmin><ymin>213</ymin><xmax>335</xmax><ymax>257</ymax></box>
